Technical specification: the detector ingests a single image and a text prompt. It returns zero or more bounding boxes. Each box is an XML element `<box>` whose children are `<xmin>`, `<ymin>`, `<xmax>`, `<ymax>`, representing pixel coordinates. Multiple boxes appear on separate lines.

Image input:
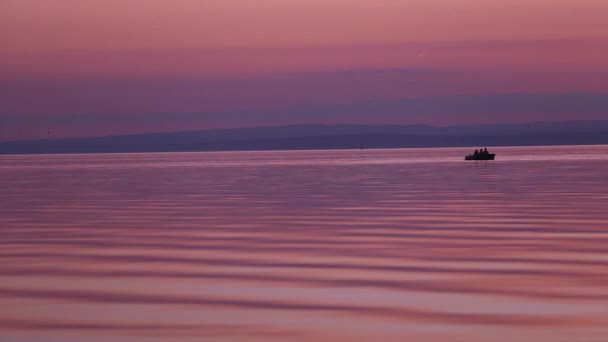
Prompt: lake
<box><xmin>1</xmin><ymin>145</ymin><xmax>608</xmax><ymax>341</ymax></box>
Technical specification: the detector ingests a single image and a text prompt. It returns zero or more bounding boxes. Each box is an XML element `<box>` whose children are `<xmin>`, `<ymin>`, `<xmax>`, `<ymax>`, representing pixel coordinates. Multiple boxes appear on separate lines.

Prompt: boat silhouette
<box><xmin>465</xmin><ymin>148</ymin><xmax>495</xmax><ymax>160</ymax></box>
<box><xmin>465</xmin><ymin>153</ymin><xmax>495</xmax><ymax>160</ymax></box>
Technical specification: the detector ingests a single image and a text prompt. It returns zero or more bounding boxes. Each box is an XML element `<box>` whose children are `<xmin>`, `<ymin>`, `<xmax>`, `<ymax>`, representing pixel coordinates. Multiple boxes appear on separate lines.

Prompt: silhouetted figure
<box><xmin>465</xmin><ymin>147</ymin><xmax>495</xmax><ymax>160</ymax></box>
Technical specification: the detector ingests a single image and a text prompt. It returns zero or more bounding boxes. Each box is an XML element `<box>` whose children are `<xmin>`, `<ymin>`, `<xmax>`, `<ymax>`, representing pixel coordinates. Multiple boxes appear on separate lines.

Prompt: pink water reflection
<box><xmin>1</xmin><ymin>145</ymin><xmax>608</xmax><ymax>341</ymax></box>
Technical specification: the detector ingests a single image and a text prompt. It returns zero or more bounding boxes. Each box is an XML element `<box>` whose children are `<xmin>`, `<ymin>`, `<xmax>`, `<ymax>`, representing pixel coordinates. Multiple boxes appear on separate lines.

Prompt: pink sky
<box><xmin>1</xmin><ymin>0</ymin><xmax>607</xmax><ymax>140</ymax></box>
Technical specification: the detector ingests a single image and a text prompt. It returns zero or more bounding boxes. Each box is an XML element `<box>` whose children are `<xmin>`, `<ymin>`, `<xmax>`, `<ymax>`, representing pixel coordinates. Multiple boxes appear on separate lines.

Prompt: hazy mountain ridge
<box><xmin>2</xmin><ymin>120</ymin><xmax>608</xmax><ymax>154</ymax></box>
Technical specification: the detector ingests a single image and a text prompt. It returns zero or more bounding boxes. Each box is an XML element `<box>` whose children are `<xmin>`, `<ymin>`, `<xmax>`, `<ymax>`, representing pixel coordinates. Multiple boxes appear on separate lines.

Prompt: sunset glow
<box><xmin>1</xmin><ymin>0</ymin><xmax>607</xmax><ymax>140</ymax></box>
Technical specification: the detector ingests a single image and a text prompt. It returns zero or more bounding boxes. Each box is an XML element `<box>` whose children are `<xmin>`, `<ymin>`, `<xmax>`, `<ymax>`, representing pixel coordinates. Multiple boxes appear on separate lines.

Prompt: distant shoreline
<box><xmin>2</xmin><ymin>121</ymin><xmax>608</xmax><ymax>155</ymax></box>
<box><xmin>2</xmin><ymin>142</ymin><xmax>608</xmax><ymax>157</ymax></box>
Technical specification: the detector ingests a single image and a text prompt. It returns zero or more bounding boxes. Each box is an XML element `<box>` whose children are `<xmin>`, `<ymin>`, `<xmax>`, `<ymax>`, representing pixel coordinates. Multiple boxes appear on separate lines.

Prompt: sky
<box><xmin>1</xmin><ymin>0</ymin><xmax>607</xmax><ymax>141</ymax></box>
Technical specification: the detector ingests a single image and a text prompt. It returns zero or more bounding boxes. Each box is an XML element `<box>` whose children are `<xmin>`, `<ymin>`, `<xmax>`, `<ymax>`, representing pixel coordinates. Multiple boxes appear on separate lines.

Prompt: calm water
<box><xmin>1</xmin><ymin>146</ymin><xmax>608</xmax><ymax>342</ymax></box>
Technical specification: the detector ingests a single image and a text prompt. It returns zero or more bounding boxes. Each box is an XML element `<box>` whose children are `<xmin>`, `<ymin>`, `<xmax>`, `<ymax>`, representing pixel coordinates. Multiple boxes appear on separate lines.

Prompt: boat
<box><xmin>465</xmin><ymin>153</ymin><xmax>495</xmax><ymax>160</ymax></box>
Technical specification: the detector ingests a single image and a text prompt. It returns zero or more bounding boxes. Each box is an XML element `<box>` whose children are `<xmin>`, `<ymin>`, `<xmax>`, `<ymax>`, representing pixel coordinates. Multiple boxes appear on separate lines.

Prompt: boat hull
<box><xmin>465</xmin><ymin>153</ymin><xmax>495</xmax><ymax>161</ymax></box>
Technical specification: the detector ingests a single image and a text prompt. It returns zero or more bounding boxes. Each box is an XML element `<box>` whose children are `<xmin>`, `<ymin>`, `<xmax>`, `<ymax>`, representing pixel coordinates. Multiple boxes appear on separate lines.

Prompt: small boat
<box><xmin>465</xmin><ymin>153</ymin><xmax>495</xmax><ymax>161</ymax></box>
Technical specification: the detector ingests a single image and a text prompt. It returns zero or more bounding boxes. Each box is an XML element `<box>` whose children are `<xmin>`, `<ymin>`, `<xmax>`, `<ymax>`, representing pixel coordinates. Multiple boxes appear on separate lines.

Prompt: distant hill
<box><xmin>2</xmin><ymin>120</ymin><xmax>608</xmax><ymax>154</ymax></box>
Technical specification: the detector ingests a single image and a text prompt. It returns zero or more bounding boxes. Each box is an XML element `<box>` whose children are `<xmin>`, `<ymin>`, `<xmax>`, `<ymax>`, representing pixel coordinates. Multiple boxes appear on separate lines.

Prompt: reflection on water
<box><xmin>1</xmin><ymin>145</ymin><xmax>608</xmax><ymax>341</ymax></box>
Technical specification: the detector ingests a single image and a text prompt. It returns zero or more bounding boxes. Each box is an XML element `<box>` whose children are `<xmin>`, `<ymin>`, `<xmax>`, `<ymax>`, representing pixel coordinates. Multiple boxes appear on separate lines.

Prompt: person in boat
<box><xmin>483</xmin><ymin>148</ymin><xmax>489</xmax><ymax>154</ymax></box>
<box><xmin>474</xmin><ymin>149</ymin><xmax>479</xmax><ymax>155</ymax></box>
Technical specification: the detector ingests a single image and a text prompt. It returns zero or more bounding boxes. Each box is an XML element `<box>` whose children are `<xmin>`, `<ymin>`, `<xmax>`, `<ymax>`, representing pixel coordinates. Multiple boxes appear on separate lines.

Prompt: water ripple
<box><xmin>1</xmin><ymin>146</ymin><xmax>608</xmax><ymax>341</ymax></box>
